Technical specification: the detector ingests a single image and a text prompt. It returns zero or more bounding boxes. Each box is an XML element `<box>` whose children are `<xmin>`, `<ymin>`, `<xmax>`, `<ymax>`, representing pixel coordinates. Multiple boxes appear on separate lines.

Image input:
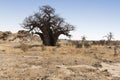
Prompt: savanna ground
<box><xmin>0</xmin><ymin>40</ymin><xmax>120</xmax><ymax>80</ymax></box>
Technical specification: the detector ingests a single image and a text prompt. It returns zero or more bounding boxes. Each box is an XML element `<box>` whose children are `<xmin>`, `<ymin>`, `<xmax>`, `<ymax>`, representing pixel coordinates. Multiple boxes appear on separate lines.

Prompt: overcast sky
<box><xmin>0</xmin><ymin>0</ymin><xmax>120</xmax><ymax>40</ymax></box>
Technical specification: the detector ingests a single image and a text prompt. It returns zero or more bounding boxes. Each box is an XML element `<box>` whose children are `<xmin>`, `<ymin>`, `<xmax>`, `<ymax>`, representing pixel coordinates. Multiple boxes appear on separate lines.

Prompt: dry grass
<box><xmin>0</xmin><ymin>41</ymin><xmax>120</xmax><ymax>80</ymax></box>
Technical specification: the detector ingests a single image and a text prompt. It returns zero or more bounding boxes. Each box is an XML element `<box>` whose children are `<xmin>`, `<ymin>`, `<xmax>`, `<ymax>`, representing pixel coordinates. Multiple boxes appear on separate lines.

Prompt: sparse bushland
<box><xmin>0</xmin><ymin>38</ymin><xmax>120</xmax><ymax>79</ymax></box>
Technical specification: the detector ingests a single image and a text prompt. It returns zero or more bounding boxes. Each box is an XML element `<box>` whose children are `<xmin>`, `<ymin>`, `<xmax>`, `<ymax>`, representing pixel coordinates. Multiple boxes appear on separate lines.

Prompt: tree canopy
<box><xmin>22</xmin><ymin>5</ymin><xmax>74</xmax><ymax>46</ymax></box>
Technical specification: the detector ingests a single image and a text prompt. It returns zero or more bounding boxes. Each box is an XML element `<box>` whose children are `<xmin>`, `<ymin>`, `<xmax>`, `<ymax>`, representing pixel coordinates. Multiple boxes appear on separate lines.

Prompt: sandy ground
<box><xmin>0</xmin><ymin>42</ymin><xmax>120</xmax><ymax>80</ymax></box>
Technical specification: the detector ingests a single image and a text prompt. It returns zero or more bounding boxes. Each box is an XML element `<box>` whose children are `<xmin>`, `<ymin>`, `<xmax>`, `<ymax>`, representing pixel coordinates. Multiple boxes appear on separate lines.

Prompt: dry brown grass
<box><xmin>0</xmin><ymin>41</ymin><xmax>120</xmax><ymax>80</ymax></box>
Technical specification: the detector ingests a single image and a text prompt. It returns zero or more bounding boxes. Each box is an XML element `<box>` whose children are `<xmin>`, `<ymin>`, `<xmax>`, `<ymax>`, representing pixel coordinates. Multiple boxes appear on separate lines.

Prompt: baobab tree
<box><xmin>22</xmin><ymin>5</ymin><xmax>74</xmax><ymax>46</ymax></box>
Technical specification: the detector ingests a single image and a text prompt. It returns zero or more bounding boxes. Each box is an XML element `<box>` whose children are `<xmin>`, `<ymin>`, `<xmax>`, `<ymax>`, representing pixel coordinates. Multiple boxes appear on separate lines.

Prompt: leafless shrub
<box><xmin>84</xmin><ymin>42</ymin><xmax>91</xmax><ymax>48</ymax></box>
<box><xmin>76</xmin><ymin>43</ymin><xmax>82</xmax><ymax>48</ymax></box>
<box><xmin>0</xmin><ymin>31</ymin><xmax>12</xmax><ymax>40</ymax></box>
<box><xmin>114</xmin><ymin>46</ymin><xmax>119</xmax><ymax>56</ymax></box>
<box><xmin>41</xmin><ymin>45</ymin><xmax>46</xmax><ymax>51</ymax></box>
<box><xmin>20</xmin><ymin>42</ymin><xmax>29</xmax><ymax>52</ymax></box>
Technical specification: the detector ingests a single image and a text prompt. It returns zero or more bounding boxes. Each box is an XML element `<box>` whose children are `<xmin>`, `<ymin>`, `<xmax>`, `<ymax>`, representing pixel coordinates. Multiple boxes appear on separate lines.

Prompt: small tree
<box><xmin>104</xmin><ymin>32</ymin><xmax>114</xmax><ymax>45</ymax></box>
<box><xmin>22</xmin><ymin>5</ymin><xmax>74</xmax><ymax>46</ymax></box>
<box><xmin>81</xmin><ymin>36</ymin><xmax>86</xmax><ymax>48</ymax></box>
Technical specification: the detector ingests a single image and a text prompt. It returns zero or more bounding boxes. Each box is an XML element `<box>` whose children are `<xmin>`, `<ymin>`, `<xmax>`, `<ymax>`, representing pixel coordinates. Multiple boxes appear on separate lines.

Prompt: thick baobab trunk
<box><xmin>36</xmin><ymin>33</ymin><xmax>57</xmax><ymax>46</ymax></box>
<box><xmin>43</xmin><ymin>36</ymin><xmax>57</xmax><ymax>46</ymax></box>
<box><xmin>43</xmin><ymin>34</ymin><xmax>52</xmax><ymax>46</ymax></box>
